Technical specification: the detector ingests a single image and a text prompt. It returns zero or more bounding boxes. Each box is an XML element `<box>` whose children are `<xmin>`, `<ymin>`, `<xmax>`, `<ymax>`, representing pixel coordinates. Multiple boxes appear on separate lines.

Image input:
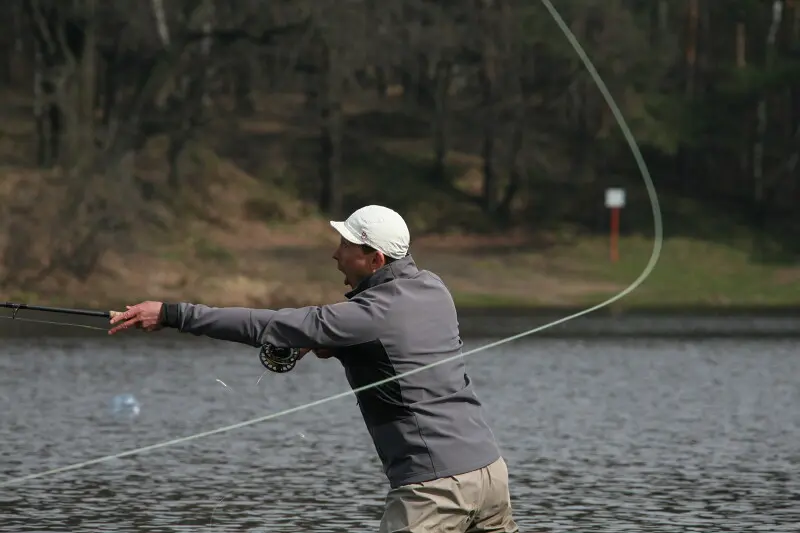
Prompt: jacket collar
<box><xmin>345</xmin><ymin>255</ymin><xmax>418</xmax><ymax>299</ymax></box>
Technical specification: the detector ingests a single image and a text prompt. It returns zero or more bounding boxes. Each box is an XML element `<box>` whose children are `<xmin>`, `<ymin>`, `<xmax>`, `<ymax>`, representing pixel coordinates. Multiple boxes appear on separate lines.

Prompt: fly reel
<box><xmin>258</xmin><ymin>343</ymin><xmax>300</xmax><ymax>373</ymax></box>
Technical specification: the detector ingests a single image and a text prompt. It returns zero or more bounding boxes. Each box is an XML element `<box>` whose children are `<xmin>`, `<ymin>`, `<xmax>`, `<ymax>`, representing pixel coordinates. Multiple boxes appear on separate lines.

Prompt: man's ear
<box><xmin>371</xmin><ymin>251</ymin><xmax>387</xmax><ymax>271</ymax></box>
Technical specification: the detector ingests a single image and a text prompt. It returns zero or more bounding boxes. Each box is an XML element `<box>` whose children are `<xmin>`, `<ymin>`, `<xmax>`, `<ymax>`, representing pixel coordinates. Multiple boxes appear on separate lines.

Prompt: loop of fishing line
<box><xmin>0</xmin><ymin>0</ymin><xmax>663</xmax><ymax>488</ymax></box>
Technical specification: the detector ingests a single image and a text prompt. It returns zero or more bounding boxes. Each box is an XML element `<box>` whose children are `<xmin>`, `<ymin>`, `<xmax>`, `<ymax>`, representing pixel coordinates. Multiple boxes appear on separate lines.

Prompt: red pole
<box><xmin>610</xmin><ymin>207</ymin><xmax>620</xmax><ymax>262</ymax></box>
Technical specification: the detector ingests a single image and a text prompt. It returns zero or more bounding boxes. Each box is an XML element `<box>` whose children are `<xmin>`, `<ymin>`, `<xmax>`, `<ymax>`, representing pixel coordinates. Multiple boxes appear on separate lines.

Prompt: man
<box><xmin>109</xmin><ymin>204</ymin><xmax>519</xmax><ymax>532</ymax></box>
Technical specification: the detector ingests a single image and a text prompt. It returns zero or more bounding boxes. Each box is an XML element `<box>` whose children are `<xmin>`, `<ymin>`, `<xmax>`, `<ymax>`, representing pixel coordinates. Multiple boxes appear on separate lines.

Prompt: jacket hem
<box><xmin>386</xmin><ymin>452</ymin><xmax>502</xmax><ymax>489</ymax></box>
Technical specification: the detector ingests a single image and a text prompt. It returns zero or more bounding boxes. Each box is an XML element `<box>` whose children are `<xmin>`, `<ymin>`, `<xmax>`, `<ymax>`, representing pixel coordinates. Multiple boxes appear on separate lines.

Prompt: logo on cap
<box><xmin>361</xmin><ymin>230</ymin><xmax>368</xmax><ymax>240</ymax></box>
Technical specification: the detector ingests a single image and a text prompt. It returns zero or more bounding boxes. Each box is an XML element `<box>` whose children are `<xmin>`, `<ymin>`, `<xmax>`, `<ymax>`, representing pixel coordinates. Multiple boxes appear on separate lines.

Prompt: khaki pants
<box><xmin>379</xmin><ymin>457</ymin><xmax>519</xmax><ymax>533</ymax></box>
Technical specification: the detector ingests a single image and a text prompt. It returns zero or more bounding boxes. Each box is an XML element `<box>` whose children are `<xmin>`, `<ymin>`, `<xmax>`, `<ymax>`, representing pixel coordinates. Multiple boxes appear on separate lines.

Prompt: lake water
<box><xmin>2</xmin><ymin>333</ymin><xmax>799</xmax><ymax>532</ymax></box>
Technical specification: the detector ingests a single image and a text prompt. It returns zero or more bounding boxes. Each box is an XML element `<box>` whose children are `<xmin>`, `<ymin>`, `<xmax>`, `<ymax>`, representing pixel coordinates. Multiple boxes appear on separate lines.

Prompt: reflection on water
<box><xmin>2</xmin><ymin>335</ymin><xmax>799</xmax><ymax>531</ymax></box>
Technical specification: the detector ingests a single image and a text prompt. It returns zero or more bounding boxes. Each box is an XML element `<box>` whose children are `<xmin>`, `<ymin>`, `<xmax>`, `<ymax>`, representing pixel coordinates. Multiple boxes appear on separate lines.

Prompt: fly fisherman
<box><xmin>109</xmin><ymin>204</ymin><xmax>520</xmax><ymax>532</ymax></box>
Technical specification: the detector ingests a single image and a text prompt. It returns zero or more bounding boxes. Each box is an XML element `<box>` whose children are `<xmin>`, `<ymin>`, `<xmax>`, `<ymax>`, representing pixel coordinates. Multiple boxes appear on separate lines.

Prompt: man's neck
<box><xmin>345</xmin><ymin>256</ymin><xmax>416</xmax><ymax>299</ymax></box>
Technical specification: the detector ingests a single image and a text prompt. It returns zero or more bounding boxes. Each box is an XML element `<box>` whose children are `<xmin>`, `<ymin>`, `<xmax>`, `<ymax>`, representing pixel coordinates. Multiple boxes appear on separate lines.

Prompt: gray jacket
<box><xmin>160</xmin><ymin>255</ymin><xmax>501</xmax><ymax>488</ymax></box>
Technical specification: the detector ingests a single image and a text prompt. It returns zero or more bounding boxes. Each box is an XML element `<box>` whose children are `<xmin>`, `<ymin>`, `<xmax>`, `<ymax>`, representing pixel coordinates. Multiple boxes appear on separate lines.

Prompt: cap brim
<box><xmin>329</xmin><ymin>221</ymin><xmax>364</xmax><ymax>244</ymax></box>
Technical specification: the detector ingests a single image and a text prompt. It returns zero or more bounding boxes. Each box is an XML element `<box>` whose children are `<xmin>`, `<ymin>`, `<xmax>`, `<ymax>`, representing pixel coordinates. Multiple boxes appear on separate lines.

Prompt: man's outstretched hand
<box><xmin>108</xmin><ymin>301</ymin><xmax>165</xmax><ymax>335</ymax></box>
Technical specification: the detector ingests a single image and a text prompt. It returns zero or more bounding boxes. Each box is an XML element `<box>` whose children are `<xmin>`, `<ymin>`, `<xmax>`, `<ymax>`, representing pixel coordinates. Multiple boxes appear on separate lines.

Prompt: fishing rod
<box><xmin>1</xmin><ymin>300</ymin><xmax>300</xmax><ymax>373</ymax></box>
<box><xmin>0</xmin><ymin>301</ymin><xmax>118</xmax><ymax>319</ymax></box>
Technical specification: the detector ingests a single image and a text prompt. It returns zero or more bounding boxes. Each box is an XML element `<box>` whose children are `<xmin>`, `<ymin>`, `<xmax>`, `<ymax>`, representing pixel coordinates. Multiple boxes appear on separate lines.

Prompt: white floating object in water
<box><xmin>111</xmin><ymin>393</ymin><xmax>141</xmax><ymax>417</ymax></box>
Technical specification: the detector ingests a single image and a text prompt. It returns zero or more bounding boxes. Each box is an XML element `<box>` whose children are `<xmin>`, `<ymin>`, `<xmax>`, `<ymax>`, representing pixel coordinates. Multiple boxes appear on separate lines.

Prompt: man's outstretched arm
<box><xmin>161</xmin><ymin>303</ymin><xmax>272</xmax><ymax>347</ymax></box>
<box><xmin>108</xmin><ymin>298</ymin><xmax>383</xmax><ymax>348</ymax></box>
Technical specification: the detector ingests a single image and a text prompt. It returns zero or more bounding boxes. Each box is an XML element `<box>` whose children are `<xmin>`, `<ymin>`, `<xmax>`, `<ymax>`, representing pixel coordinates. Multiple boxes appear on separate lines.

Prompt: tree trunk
<box><xmin>479</xmin><ymin>0</ymin><xmax>498</xmax><ymax>211</ymax></box>
<box><xmin>33</xmin><ymin>38</ymin><xmax>56</xmax><ymax>168</ymax></box>
<box><xmin>497</xmin><ymin>113</ymin><xmax>524</xmax><ymax>225</ymax></box>
<box><xmin>202</xmin><ymin>0</ymin><xmax>215</xmax><ymax>106</ymax></box>
<box><xmin>375</xmin><ymin>66</ymin><xmax>388</xmax><ymax>98</ymax></box>
<box><xmin>659</xmin><ymin>0</ymin><xmax>669</xmax><ymax>34</ymax></box>
<box><xmin>676</xmin><ymin>0</ymin><xmax>700</xmax><ymax>193</ymax></box>
<box><xmin>151</xmin><ymin>0</ymin><xmax>171</xmax><ymax>46</ymax></box>
<box><xmin>736</xmin><ymin>22</ymin><xmax>746</xmax><ymax>67</ymax></box>
<box><xmin>685</xmin><ymin>0</ymin><xmax>698</xmax><ymax>98</ymax></box>
<box><xmin>317</xmin><ymin>39</ymin><xmax>343</xmax><ymax>217</ymax></box>
<box><xmin>752</xmin><ymin>0</ymin><xmax>784</xmax><ymax>253</ymax></box>
<box><xmin>234</xmin><ymin>55</ymin><xmax>255</xmax><ymax>112</ymax></box>
<box><xmin>737</xmin><ymin>21</ymin><xmax>748</xmax><ymax>182</ymax></box>
<box><xmin>78</xmin><ymin>0</ymin><xmax>97</xmax><ymax>170</ymax></box>
<box><xmin>431</xmin><ymin>60</ymin><xmax>452</xmax><ymax>183</ymax></box>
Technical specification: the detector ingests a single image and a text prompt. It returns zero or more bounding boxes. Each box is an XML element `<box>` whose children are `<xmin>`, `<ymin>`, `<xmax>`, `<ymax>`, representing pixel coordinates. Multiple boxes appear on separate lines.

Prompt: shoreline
<box><xmin>454</xmin><ymin>304</ymin><xmax>800</xmax><ymax>318</ymax></box>
<box><xmin>2</xmin><ymin>306</ymin><xmax>798</xmax><ymax>340</ymax></box>
<box><xmin>455</xmin><ymin>305</ymin><xmax>800</xmax><ymax>339</ymax></box>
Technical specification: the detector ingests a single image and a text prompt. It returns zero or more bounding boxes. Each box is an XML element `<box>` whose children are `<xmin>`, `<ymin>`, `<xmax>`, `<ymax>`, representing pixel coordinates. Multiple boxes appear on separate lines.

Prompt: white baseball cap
<box><xmin>330</xmin><ymin>205</ymin><xmax>410</xmax><ymax>259</ymax></box>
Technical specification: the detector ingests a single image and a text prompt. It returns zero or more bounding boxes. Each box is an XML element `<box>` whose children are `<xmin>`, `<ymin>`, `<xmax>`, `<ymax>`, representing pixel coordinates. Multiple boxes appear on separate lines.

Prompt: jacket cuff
<box><xmin>159</xmin><ymin>303</ymin><xmax>181</xmax><ymax>328</ymax></box>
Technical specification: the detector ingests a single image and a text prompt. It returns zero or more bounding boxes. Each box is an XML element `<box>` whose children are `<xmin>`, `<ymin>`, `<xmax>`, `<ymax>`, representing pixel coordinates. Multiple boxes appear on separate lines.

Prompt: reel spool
<box><xmin>259</xmin><ymin>343</ymin><xmax>300</xmax><ymax>373</ymax></box>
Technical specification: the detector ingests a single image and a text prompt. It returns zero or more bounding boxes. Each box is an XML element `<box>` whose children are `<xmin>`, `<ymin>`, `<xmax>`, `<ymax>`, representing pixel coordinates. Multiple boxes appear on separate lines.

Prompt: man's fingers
<box><xmin>107</xmin><ymin>323</ymin><xmax>128</xmax><ymax>335</ymax></box>
<box><xmin>107</xmin><ymin>312</ymin><xmax>142</xmax><ymax>334</ymax></box>
<box><xmin>110</xmin><ymin>306</ymin><xmax>138</xmax><ymax>324</ymax></box>
<box><xmin>108</xmin><ymin>319</ymin><xmax>138</xmax><ymax>335</ymax></box>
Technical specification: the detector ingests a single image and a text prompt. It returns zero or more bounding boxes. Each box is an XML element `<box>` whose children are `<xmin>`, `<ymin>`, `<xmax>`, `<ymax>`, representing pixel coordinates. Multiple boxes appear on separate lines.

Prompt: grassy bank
<box><xmin>2</xmin><ymin>230</ymin><xmax>798</xmax><ymax>313</ymax></box>
<box><xmin>431</xmin><ymin>235</ymin><xmax>800</xmax><ymax>310</ymax></box>
<box><xmin>1</xmin><ymin>161</ymin><xmax>797</xmax><ymax>312</ymax></box>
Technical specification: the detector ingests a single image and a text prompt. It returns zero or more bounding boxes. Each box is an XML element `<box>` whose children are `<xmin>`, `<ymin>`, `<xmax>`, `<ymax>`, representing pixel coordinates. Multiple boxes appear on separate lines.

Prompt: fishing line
<box><xmin>0</xmin><ymin>0</ymin><xmax>663</xmax><ymax>488</ymax></box>
<box><xmin>0</xmin><ymin>315</ymin><xmax>108</xmax><ymax>332</ymax></box>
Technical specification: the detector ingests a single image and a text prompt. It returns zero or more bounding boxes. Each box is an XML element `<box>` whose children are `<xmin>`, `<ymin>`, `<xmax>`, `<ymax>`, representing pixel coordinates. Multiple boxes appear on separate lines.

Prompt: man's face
<box><xmin>332</xmin><ymin>237</ymin><xmax>385</xmax><ymax>288</ymax></box>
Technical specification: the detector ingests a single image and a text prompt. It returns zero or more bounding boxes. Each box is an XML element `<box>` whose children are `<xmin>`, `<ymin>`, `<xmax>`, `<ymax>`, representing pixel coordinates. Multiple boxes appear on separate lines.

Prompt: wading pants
<box><xmin>379</xmin><ymin>457</ymin><xmax>520</xmax><ymax>533</ymax></box>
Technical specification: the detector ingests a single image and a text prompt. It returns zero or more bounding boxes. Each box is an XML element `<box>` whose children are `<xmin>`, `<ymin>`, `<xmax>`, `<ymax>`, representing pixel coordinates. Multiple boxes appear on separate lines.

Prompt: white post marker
<box><xmin>604</xmin><ymin>188</ymin><xmax>626</xmax><ymax>262</ymax></box>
